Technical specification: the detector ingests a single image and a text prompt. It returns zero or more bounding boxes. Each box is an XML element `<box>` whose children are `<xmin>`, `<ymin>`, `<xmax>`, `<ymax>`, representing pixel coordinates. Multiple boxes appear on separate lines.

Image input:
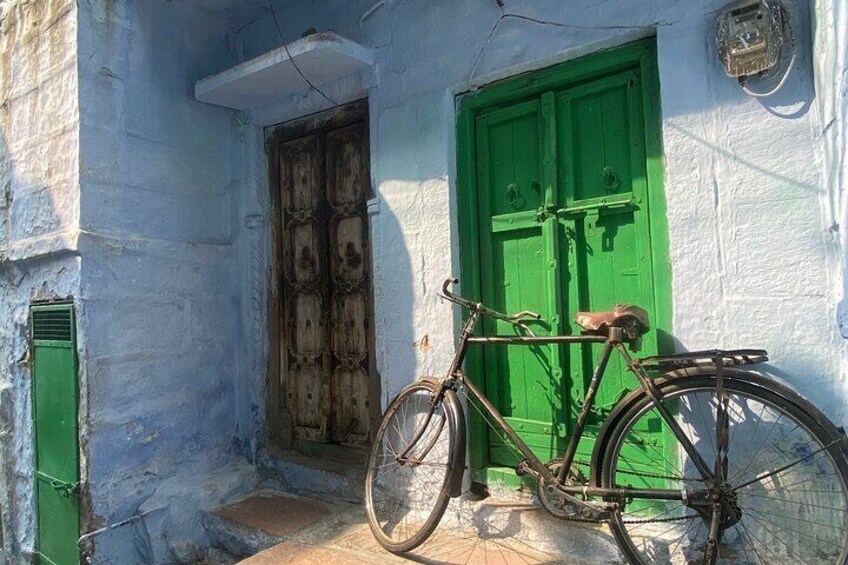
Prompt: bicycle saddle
<box><xmin>575</xmin><ymin>305</ymin><xmax>650</xmax><ymax>340</ymax></box>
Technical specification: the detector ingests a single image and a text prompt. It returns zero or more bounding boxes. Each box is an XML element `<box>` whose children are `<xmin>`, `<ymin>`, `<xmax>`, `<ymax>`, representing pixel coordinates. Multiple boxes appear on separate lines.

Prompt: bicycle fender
<box><xmin>418</xmin><ymin>377</ymin><xmax>466</xmax><ymax>498</ymax></box>
<box><xmin>444</xmin><ymin>388</ymin><xmax>467</xmax><ymax>498</ymax></box>
<box><xmin>588</xmin><ymin>366</ymin><xmax>826</xmax><ymax>487</ymax></box>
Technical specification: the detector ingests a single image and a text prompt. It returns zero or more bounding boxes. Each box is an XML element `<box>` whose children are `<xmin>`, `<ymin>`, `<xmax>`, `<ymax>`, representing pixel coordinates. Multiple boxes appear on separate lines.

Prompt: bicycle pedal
<box><xmin>515</xmin><ymin>459</ymin><xmax>531</xmax><ymax>477</ymax></box>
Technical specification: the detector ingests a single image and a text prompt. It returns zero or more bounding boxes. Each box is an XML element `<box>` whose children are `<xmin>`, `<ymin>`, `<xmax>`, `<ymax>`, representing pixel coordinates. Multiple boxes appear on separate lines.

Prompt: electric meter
<box><xmin>716</xmin><ymin>0</ymin><xmax>785</xmax><ymax>78</ymax></box>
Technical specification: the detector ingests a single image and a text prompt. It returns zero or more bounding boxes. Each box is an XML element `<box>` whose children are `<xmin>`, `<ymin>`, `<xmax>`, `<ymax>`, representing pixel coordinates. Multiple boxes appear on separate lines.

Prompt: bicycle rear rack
<box><xmin>635</xmin><ymin>349</ymin><xmax>769</xmax><ymax>371</ymax></box>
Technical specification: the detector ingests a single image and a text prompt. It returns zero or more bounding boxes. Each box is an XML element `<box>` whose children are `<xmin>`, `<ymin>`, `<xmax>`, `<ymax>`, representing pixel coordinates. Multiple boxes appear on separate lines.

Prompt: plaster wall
<box><xmin>229</xmin><ymin>0</ymin><xmax>847</xmax><ymax>426</ymax></box>
<box><xmin>0</xmin><ymin>0</ymin><xmax>81</xmax><ymax>560</ymax></box>
<box><xmin>814</xmin><ymin>1</ymin><xmax>848</xmax><ymax>341</ymax></box>
<box><xmin>75</xmin><ymin>2</ymin><xmax>258</xmax><ymax>562</ymax></box>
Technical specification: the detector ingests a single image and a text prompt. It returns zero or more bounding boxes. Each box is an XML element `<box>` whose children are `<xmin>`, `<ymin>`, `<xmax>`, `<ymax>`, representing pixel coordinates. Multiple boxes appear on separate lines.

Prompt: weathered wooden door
<box><xmin>458</xmin><ymin>41</ymin><xmax>670</xmax><ymax>479</ymax></box>
<box><xmin>268</xmin><ymin>101</ymin><xmax>377</xmax><ymax>448</ymax></box>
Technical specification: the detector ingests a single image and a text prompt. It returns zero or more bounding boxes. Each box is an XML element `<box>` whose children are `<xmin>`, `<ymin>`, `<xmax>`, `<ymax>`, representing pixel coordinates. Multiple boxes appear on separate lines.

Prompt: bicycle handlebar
<box><xmin>440</xmin><ymin>278</ymin><xmax>542</xmax><ymax>326</ymax></box>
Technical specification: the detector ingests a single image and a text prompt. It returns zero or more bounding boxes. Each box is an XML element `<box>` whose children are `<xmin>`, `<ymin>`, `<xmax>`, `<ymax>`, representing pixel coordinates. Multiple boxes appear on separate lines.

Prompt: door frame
<box><xmin>266</xmin><ymin>99</ymin><xmax>381</xmax><ymax>453</ymax></box>
<box><xmin>455</xmin><ymin>38</ymin><xmax>672</xmax><ymax>482</ymax></box>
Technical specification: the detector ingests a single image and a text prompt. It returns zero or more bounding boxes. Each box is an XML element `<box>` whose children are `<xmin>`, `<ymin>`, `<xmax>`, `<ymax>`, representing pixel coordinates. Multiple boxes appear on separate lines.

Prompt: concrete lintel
<box><xmin>194</xmin><ymin>32</ymin><xmax>374</xmax><ymax>110</ymax></box>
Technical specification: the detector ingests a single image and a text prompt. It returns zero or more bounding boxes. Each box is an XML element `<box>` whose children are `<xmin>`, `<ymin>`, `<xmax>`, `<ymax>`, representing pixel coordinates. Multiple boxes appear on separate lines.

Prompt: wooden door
<box><xmin>268</xmin><ymin>101</ymin><xmax>376</xmax><ymax>448</ymax></box>
<box><xmin>458</xmin><ymin>41</ymin><xmax>671</xmax><ymax>479</ymax></box>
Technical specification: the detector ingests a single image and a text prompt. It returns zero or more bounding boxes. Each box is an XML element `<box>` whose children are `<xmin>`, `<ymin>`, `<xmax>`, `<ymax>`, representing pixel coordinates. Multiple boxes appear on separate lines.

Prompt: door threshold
<box><xmin>472</xmin><ymin>465</ymin><xmax>535</xmax><ymax>490</ymax></box>
<box><xmin>293</xmin><ymin>440</ymin><xmax>368</xmax><ymax>466</ymax></box>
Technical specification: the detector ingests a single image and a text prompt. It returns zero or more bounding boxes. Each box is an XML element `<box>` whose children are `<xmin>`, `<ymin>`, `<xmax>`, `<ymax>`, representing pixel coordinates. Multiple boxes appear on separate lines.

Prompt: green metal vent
<box><xmin>31</xmin><ymin>305</ymin><xmax>74</xmax><ymax>343</ymax></box>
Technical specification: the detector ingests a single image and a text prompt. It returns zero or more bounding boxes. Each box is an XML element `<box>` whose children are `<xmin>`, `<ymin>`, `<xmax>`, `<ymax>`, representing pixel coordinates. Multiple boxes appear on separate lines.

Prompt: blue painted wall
<box><xmin>76</xmin><ymin>2</ymin><xmax>260</xmax><ymax>562</ymax></box>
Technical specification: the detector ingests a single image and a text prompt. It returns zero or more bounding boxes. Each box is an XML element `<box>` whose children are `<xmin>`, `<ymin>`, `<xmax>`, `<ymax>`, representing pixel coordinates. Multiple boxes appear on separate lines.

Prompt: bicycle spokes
<box><xmin>606</xmin><ymin>381</ymin><xmax>848</xmax><ymax>564</ymax></box>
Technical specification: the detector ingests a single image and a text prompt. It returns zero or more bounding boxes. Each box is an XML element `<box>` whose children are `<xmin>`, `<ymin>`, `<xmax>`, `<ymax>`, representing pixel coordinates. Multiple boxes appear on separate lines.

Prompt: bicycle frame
<box><xmin>438</xmin><ymin>300</ymin><xmax>718</xmax><ymax>516</ymax></box>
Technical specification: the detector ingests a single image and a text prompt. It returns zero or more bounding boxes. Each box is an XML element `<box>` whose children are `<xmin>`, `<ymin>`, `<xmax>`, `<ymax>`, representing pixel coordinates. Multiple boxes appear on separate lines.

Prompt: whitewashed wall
<box><xmin>813</xmin><ymin>0</ymin><xmax>848</xmax><ymax>416</ymax></box>
<box><xmin>230</xmin><ymin>0</ymin><xmax>846</xmax><ymax>425</ymax></box>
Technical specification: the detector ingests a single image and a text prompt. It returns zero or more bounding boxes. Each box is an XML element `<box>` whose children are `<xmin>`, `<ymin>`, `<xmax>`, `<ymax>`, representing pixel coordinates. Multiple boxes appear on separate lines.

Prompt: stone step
<box><xmin>203</xmin><ymin>491</ymin><xmax>332</xmax><ymax>561</ymax></box>
<box><xmin>255</xmin><ymin>447</ymin><xmax>366</xmax><ymax>504</ymax></box>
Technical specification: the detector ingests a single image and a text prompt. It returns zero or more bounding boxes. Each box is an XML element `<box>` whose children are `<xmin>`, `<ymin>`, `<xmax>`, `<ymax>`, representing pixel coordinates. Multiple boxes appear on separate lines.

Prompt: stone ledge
<box><xmin>195</xmin><ymin>32</ymin><xmax>374</xmax><ymax>111</ymax></box>
<box><xmin>1</xmin><ymin>228</ymin><xmax>79</xmax><ymax>263</ymax></box>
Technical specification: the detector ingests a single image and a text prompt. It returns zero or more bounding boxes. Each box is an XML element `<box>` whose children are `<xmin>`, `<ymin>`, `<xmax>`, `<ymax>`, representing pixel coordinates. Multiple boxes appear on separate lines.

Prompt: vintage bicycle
<box><xmin>365</xmin><ymin>278</ymin><xmax>848</xmax><ymax>564</ymax></box>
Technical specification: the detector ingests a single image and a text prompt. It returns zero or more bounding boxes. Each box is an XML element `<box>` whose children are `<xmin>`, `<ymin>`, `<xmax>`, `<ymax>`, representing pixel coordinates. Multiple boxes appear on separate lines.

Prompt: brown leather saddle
<box><xmin>574</xmin><ymin>304</ymin><xmax>650</xmax><ymax>340</ymax></box>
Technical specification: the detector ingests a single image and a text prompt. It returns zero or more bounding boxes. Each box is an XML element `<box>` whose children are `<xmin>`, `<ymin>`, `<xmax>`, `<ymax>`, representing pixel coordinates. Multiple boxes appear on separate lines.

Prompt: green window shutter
<box><xmin>31</xmin><ymin>303</ymin><xmax>80</xmax><ymax>565</ymax></box>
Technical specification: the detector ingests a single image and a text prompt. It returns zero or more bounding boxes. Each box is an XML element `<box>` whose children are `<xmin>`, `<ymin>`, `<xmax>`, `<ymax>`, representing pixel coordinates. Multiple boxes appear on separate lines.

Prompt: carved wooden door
<box><xmin>270</xmin><ymin>102</ymin><xmax>375</xmax><ymax>448</ymax></box>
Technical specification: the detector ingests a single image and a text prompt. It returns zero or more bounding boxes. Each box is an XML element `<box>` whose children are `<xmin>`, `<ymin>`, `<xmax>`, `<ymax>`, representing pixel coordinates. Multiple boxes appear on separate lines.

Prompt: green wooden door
<box><xmin>459</xmin><ymin>40</ymin><xmax>670</xmax><ymax>479</ymax></box>
<box><xmin>32</xmin><ymin>304</ymin><xmax>80</xmax><ymax>565</ymax></box>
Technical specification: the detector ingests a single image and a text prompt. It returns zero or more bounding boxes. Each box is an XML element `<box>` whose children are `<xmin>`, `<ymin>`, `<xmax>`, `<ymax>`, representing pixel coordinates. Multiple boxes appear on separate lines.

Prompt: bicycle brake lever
<box><xmin>509</xmin><ymin>310</ymin><xmax>542</xmax><ymax>321</ymax></box>
<box><xmin>517</xmin><ymin>322</ymin><xmax>538</xmax><ymax>337</ymax></box>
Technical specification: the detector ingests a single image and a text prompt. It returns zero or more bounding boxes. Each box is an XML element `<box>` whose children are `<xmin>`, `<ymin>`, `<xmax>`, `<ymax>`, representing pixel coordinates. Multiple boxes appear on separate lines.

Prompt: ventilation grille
<box><xmin>32</xmin><ymin>307</ymin><xmax>74</xmax><ymax>342</ymax></box>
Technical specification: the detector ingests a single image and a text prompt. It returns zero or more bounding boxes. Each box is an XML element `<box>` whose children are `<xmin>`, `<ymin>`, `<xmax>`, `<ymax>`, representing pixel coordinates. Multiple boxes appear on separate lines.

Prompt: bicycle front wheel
<box><xmin>365</xmin><ymin>380</ymin><xmax>456</xmax><ymax>553</ymax></box>
<box><xmin>600</xmin><ymin>371</ymin><xmax>848</xmax><ymax>564</ymax></box>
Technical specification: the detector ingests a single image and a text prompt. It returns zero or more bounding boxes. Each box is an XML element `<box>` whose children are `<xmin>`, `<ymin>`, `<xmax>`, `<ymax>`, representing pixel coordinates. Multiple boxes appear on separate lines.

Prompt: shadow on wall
<box><xmin>369</xmin><ymin>187</ymin><xmax>418</xmax><ymax>407</ymax></box>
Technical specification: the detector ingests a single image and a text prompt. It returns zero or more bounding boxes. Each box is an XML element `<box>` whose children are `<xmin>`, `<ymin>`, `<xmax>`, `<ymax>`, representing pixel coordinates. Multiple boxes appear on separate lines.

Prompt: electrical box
<box><xmin>716</xmin><ymin>0</ymin><xmax>785</xmax><ymax>77</ymax></box>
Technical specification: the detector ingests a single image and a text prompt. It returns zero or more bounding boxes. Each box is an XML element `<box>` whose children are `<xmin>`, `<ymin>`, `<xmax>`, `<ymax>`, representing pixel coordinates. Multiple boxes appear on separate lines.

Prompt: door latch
<box><xmin>50</xmin><ymin>479</ymin><xmax>80</xmax><ymax>498</ymax></box>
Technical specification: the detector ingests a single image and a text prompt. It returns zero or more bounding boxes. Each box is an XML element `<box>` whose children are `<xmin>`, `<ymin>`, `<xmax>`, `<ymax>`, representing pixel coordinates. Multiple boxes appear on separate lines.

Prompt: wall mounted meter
<box><xmin>716</xmin><ymin>0</ymin><xmax>785</xmax><ymax>78</ymax></box>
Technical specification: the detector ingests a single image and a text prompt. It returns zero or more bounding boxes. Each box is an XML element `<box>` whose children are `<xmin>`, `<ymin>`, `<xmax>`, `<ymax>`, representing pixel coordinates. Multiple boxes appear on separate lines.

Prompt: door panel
<box><xmin>476</xmin><ymin>101</ymin><xmax>567</xmax><ymax>466</ymax></box>
<box><xmin>468</xmin><ymin>56</ymin><xmax>667</xmax><ymax>471</ymax></box>
<box><xmin>281</xmin><ymin>134</ymin><xmax>330</xmax><ymax>443</ymax></box>
<box><xmin>559</xmin><ymin>73</ymin><xmax>657</xmax><ymax>416</ymax></box>
<box><xmin>482</xmin><ymin>101</ymin><xmax>543</xmax><ymax>217</ymax></box>
<box><xmin>325</xmin><ymin>121</ymin><xmax>371</xmax><ymax>446</ymax></box>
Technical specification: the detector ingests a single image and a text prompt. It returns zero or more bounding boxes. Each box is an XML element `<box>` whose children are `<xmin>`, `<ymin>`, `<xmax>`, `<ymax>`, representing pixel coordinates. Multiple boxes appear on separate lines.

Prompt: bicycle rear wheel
<box><xmin>600</xmin><ymin>371</ymin><xmax>848</xmax><ymax>564</ymax></box>
<box><xmin>365</xmin><ymin>380</ymin><xmax>456</xmax><ymax>553</ymax></box>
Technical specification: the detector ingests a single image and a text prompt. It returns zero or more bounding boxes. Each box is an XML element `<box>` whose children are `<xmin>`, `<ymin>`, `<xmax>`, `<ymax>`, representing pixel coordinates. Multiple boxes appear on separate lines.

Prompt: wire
<box><xmin>266</xmin><ymin>0</ymin><xmax>337</xmax><ymax>106</ymax></box>
<box><xmin>739</xmin><ymin>4</ymin><xmax>796</xmax><ymax>98</ymax></box>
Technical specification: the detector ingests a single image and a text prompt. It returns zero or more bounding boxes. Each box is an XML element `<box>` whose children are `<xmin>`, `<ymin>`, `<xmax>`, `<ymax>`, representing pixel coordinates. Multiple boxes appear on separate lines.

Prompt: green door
<box><xmin>31</xmin><ymin>304</ymin><xmax>80</xmax><ymax>565</ymax></box>
<box><xmin>458</xmin><ymin>40</ymin><xmax>670</xmax><ymax>480</ymax></box>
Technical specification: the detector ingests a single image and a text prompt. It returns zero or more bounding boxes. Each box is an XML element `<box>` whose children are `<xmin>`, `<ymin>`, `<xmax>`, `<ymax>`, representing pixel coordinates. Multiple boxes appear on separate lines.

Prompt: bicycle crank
<box><xmin>536</xmin><ymin>459</ymin><xmax>609</xmax><ymax>521</ymax></box>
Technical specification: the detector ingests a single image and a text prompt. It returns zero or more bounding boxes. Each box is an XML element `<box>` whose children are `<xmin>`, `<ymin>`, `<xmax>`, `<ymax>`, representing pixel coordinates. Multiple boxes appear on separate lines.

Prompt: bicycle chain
<box><xmin>543</xmin><ymin>458</ymin><xmax>704</xmax><ymax>525</ymax></box>
<box><xmin>461</xmin><ymin>388</ymin><xmax>706</xmax><ymax>526</ymax></box>
<box><xmin>552</xmin><ymin>457</ymin><xmax>706</xmax><ymax>483</ymax></box>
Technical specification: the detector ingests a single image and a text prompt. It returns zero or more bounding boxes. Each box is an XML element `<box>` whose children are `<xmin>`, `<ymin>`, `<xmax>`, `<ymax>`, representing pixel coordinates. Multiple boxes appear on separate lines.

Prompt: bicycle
<box><xmin>365</xmin><ymin>278</ymin><xmax>848</xmax><ymax>564</ymax></box>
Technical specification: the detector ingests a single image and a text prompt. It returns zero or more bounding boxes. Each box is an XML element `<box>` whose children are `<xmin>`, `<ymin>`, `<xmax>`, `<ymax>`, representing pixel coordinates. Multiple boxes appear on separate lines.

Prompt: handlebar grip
<box><xmin>442</xmin><ymin>277</ymin><xmax>459</xmax><ymax>295</ymax></box>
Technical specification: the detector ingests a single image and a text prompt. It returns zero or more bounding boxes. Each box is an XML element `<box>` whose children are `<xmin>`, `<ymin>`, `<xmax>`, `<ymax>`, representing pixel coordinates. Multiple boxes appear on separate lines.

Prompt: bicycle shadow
<box><xmin>406</xmin><ymin>489</ymin><xmax>624</xmax><ymax>564</ymax></box>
